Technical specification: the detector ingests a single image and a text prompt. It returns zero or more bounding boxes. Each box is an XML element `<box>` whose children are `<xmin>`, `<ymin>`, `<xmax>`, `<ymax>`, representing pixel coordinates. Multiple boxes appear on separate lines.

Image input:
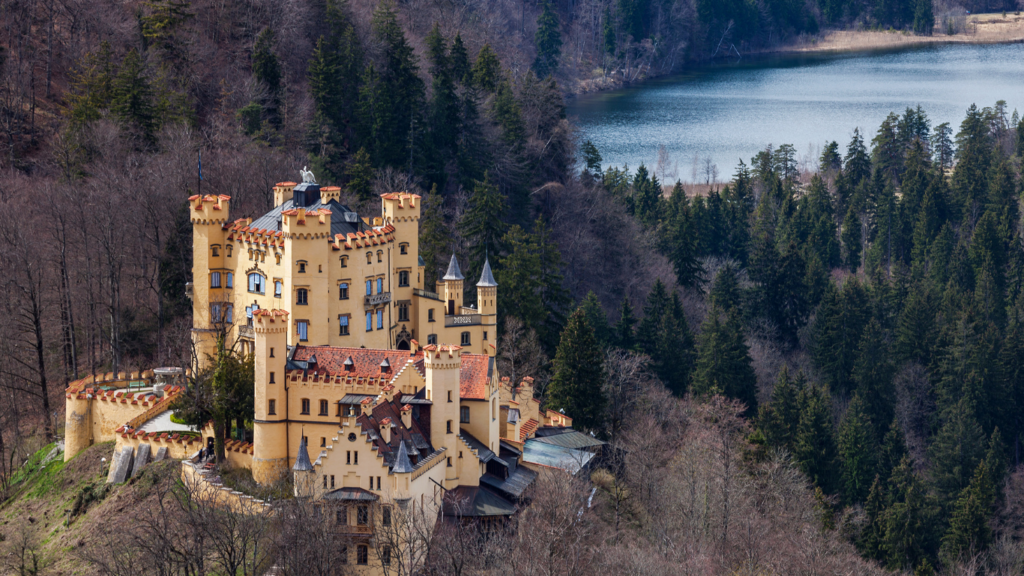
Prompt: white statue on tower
<box><xmin>300</xmin><ymin>166</ymin><xmax>317</xmax><ymax>184</ymax></box>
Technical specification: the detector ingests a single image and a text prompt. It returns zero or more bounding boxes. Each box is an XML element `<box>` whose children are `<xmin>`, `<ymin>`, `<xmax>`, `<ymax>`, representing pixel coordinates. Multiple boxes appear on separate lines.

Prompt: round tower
<box><xmin>252</xmin><ymin>308</ymin><xmax>290</xmax><ymax>485</ymax></box>
<box><xmin>64</xmin><ymin>382</ymin><xmax>93</xmax><ymax>462</ymax></box>
<box><xmin>442</xmin><ymin>254</ymin><xmax>464</xmax><ymax>316</ymax></box>
<box><xmin>476</xmin><ymin>258</ymin><xmax>498</xmax><ymax>356</ymax></box>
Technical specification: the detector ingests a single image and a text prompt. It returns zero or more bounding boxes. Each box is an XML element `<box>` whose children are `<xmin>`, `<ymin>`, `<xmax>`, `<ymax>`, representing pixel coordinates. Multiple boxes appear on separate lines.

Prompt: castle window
<box><xmin>297</xmin><ymin>321</ymin><xmax>309</xmax><ymax>341</ymax></box>
<box><xmin>226</xmin><ymin>245</ymin><xmax>232</xmax><ymax>257</ymax></box>
<box><xmin>382</xmin><ymin>546</ymin><xmax>391</xmax><ymax>567</ymax></box>
<box><xmin>274</xmin><ymin>280</ymin><xmax>282</xmax><ymax>297</ymax></box>
<box><xmin>447</xmin><ymin>457</ymin><xmax>452</xmax><ymax>467</ymax></box>
<box><xmin>366</xmin><ymin>279</ymin><xmax>373</xmax><ymax>295</ymax></box>
<box><xmin>226</xmin><ymin>272</ymin><xmax>233</xmax><ymax>288</ymax></box>
<box><xmin>398</xmin><ymin>304</ymin><xmax>409</xmax><ymax>322</ymax></box>
<box><xmin>354</xmin><ymin>451</ymin><xmax>358</xmax><ymax>464</ymax></box>
<box><xmin>446</xmin><ymin>420</ymin><xmax>453</xmax><ymax>433</ymax></box>
<box><xmin>346</xmin><ymin>451</ymin><xmax>351</xmax><ymax>465</ymax></box>
<box><xmin>248</xmin><ymin>249</ymin><xmax>253</xmax><ymax>260</ymax></box>
<box><xmin>376</xmin><ymin>309</ymin><xmax>383</xmax><ymax>330</ymax></box>
<box><xmin>270</xmin><ymin>372</ymin><xmax>275</xmax><ymax>384</ymax></box>
<box><xmin>319</xmin><ymin>264</ymin><xmax>322</xmax><ymax>273</ymax></box>
<box><xmin>460</xmin><ymin>406</ymin><xmax>470</xmax><ymax>423</ymax></box>
<box><xmin>248</xmin><ymin>273</ymin><xmax>265</xmax><ymax>294</ymax></box>
<box><xmin>377</xmin><ymin>278</ymin><xmax>384</xmax><ymax>293</ymax></box>
<box><xmin>339</xmin><ymin>315</ymin><xmax>349</xmax><ymax>335</ymax></box>
<box><xmin>211</xmin><ymin>246</ymin><xmax>219</xmax><ymax>257</ymax></box>
<box><xmin>366</xmin><ymin>252</ymin><xmax>372</xmax><ymax>264</ymax></box>
<box><xmin>330</xmin><ymin>473</ymin><xmax>334</xmax><ymax>487</ymax></box>
<box><xmin>296</xmin><ymin>288</ymin><xmax>308</xmax><ymax>305</ymax></box>
<box><xmin>399</xmin><ymin>270</ymin><xmax>409</xmax><ymax>287</ymax></box>
<box><xmin>357</xmin><ymin>545</ymin><xmax>368</xmax><ymax>565</ymax></box>
<box><xmin>365</xmin><ymin>312</ymin><xmax>373</xmax><ymax>332</ymax></box>
<box><xmin>340</xmin><ymin>545</ymin><xmax>348</xmax><ymax>563</ymax></box>
<box><xmin>211</xmin><ymin>304</ymin><xmax>222</xmax><ymax>323</ymax></box>
<box><xmin>301</xmin><ymin>399</ymin><xmax>310</xmax><ymax>415</ymax></box>
<box><xmin>339</xmin><ymin>283</ymin><xmax>349</xmax><ymax>300</ymax></box>
<box><xmin>357</xmin><ymin>506</ymin><xmax>368</xmax><ymax>525</ymax></box>
<box><xmin>298</xmin><ymin>261</ymin><xmax>307</xmax><ymax>273</ymax></box>
<box><xmin>323</xmin><ymin>475</ymin><xmax>327</xmax><ymax>489</ymax></box>
<box><xmin>447</xmin><ymin>391</ymin><xmax>452</xmax><ymax>403</ymax></box>
<box><xmin>225</xmin><ymin>305</ymin><xmax>233</xmax><ymax>323</ymax></box>
<box><xmin>427</xmin><ymin>334</ymin><xmax>437</xmax><ymax>345</ymax></box>
<box><xmin>483</xmin><ymin>331</ymin><xmax>488</xmax><ymax>341</ymax></box>
<box><xmin>319</xmin><ymin>399</ymin><xmax>328</xmax><ymax>416</ymax></box>
<box><xmin>382</xmin><ymin>506</ymin><xmax>392</xmax><ymax>527</ymax></box>
<box><xmin>377</xmin><ymin>250</ymin><xmax>383</xmax><ymax>263</ymax></box>
<box><xmin>275</xmin><ymin>254</ymin><xmax>281</xmax><ymax>265</ymax></box>
<box><xmin>340</xmin><ymin>256</ymin><xmax>348</xmax><ymax>268</ymax></box>
<box><xmin>400</xmin><ymin>243</ymin><xmax>408</xmax><ymax>255</ymax></box>
<box><xmin>268</xmin><ymin>400</ymin><xmax>276</xmax><ymax>415</ymax></box>
<box><xmin>270</xmin><ymin>347</ymin><xmax>275</xmax><ymax>358</ymax></box>
<box><xmin>461</xmin><ymin>332</ymin><xmax>471</xmax><ymax>346</ymax></box>
<box><xmin>211</xmin><ymin>272</ymin><xmax>221</xmax><ymax>288</ymax></box>
<box><xmin>428</xmin><ymin>309</ymin><xmax>434</xmax><ymax>322</ymax></box>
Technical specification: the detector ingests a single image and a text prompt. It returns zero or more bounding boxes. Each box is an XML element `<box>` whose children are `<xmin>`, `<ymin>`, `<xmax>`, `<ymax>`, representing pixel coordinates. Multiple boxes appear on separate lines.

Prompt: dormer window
<box><xmin>344</xmin><ymin>356</ymin><xmax>355</xmax><ymax>371</ymax></box>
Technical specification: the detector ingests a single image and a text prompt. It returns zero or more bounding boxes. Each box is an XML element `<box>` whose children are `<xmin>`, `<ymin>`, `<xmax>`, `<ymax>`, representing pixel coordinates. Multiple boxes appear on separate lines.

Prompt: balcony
<box><xmin>364</xmin><ymin>292</ymin><xmax>392</xmax><ymax>308</ymax></box>
<box><xmin>238</xmin><ymin>325</ymin><xmax>254</xmax><ymax>339</ymax></box>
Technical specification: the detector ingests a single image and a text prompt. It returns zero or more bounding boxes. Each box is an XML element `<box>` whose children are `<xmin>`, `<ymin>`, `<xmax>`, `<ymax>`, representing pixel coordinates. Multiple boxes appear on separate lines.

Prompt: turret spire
<box><xmin>443</xmin><ymin>254</ymin><xmax>465</xmax><ymax>281</ymax></box>
<box><xmin>476</xmin><ymin>257</ymin><xmax>498</xmax><ymax>287</ymax></box>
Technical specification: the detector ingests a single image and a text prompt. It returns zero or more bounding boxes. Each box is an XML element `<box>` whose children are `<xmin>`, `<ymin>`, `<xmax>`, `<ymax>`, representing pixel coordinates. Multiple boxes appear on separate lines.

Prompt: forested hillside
<box><xmin>567</xmin><ymin>102</ymin><xmax>1024</xmax><ymax>573</ymax></box>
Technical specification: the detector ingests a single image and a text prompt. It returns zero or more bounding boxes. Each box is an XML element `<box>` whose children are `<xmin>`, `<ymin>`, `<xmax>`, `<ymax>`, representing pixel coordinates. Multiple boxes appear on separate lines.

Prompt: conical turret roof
<box><xmin>392</xmin><ymin>440</ymin><xmax>414</xmax><ymax>474</ymax></box>
<box><xmin>293</xmin><ymin>435</ymin><xmax>314</xmax><ymax>472</ymax></box>
<box><xmin>443</xmin><ymin>254</ymin><xmax>464</xmax><ymax>281</ymax></box>
<box><xmin>476</xmin><ymin>258</ymin><xmax>498</xmax><ymax>287</ymax></box>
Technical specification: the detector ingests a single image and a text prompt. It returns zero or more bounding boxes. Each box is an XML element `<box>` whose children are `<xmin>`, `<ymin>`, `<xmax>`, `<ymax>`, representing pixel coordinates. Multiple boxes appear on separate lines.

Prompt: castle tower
<box><xmin>273</xmin><ymin>182</ymin><xmax>297</xmax><ymax>207</ymax></box>
<box><xmin>476</xmin><ymin>258</ymin><xmax>498</xmax><ymax>355</ymax></box>
<box><xmin>292</xmin><ymin>435</ymin><xmax>316</xmax><ymax>498</ymax></box>
<box><xmin>252</xmin><ymin>308</ymin><xmax>289</xmax><ymax>485</ymax></box>
<box><xmin>442</xmin><ymin>255</ymin><xmax>464</xmax><ymax>316</ymax></box>
<box><xmin>423</xmin><ymin>344</ymin><xmax>462</xmax><ymax>486</ymax></box>
<box><xmin>64</xmin><ymin>390</ymin><xmax>93</xmax><ymax>462</ymax></box>
<box><xmin>190</xmin><ymin>194</ymin><xmax>231</xmax><ymax>366</ymax></box>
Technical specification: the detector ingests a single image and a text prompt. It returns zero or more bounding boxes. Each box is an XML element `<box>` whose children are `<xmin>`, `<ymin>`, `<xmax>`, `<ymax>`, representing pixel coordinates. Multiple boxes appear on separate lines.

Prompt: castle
<box><xmin>188</xmin><ymin>180</ymin><xmax>496</xmax><ymax>363</ymax></box>
<box><xmin>63</xmin><ymin>176</ymin><xmax>599</xmax><ymax>574</ymax></box>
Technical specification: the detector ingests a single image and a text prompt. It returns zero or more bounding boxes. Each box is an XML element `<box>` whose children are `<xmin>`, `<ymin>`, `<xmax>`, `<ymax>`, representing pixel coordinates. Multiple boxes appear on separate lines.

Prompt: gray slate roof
<box><xmin>476</xmin><ymin>258</ymin><xmax>498</xmax><ymax>287</ymax></box>
<box><xmin>459</xmin><ymin>431</ymin><xmax>496</xmax><ymax>463</ymax></box>
<box><xmin>532</xmin><ymin>430</ymin><xmax>606</xmax><ymax>450</ymax></box>
<box><xmin>480</xmin><ymin>466</ymin><xmax>538</xmax><ymax>499</ymax></box>
<box><xmin>392</xmin><ymin>440</ymin><xmax>414</xmax><ymax>473</ymax></box>
<box><xmin>443</xmin><ymin>254</ymin><xmax>464</xmax><ymax>281</ymax></box>
<box><xmin>442</xmin><ymin>486</ymin><xmax>516</xmax><ymax>517</ymax></box>
<box><xmin>248</xmin><ymin>197</ymin><xmax>363</xmax><ymax>239</ymax></box>
<box><xmin>293</xmin><ymin>436</ymin><xmax>314</xmax><ymax>471</ymax></box>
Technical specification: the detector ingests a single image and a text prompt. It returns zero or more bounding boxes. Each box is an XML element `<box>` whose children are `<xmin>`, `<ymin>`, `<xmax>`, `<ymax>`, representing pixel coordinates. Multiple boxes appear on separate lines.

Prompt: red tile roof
<box><xmin>520</xmin><ymin>418</ymin><xmax>539</xmax><ymax>441</ymax></box>
<box><xmin>459</xmin><ymin>354</ymin><xmax>490</xmax><ymax>400</ymax></box>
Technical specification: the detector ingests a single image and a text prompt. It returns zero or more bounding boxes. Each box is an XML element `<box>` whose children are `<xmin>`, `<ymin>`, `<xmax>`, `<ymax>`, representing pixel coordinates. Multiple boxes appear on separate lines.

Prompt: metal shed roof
<box><xmin>522</xmin><ymin>440</ymin><xmax>595</xmax><ymax>475</ymax></box>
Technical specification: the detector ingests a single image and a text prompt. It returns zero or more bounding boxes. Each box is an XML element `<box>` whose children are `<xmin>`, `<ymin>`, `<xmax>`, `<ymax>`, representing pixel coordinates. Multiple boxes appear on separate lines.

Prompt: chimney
<box><xmin>380</xmin><ymin>418</ymin><xmax>392</xmax><ymax>443</ymax></box>
<box><xmin>382</xmin><ymin>384</ymin><xmax>395</xmax><ymax>402</ymax></box>
<box><xmin>401</xmin><ymin>404</ymin><xmax>412</xmax><ymax>428</ymax></box>
<box><xmin>361</xmin><ymin>397</ymin><xmax>373</xmax><ymax>416</ymax></box>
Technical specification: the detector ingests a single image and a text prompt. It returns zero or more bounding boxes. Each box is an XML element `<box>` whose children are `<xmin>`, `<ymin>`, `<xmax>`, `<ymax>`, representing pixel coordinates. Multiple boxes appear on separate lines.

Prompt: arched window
<box><xmin>340</xmin><ymin>256</ymin><xmax>348</xmax><ymax>268</ymax></box>
<box><xmin>226</xmin><ymin>245</ymin><xmax>233</xmax><ymax>257</ymax></box>
<box><xmin>301</xmin><ymin>399</ymin><xmax>310</xmax><ymax>415</ymax></box>
<box><xmin>377</xmin><ymin>250</ymin><xmax>383</xmax><ymax>262</ymax></box>
<box><xmin>297</xmin><ymin>288</ymin><xmax>308</xmax><ymax>305</ymax></box>
<box><xmin>248</xmin><ymin>273</ymin><xmax>265</xmax><ymax>294</ymax></box>
<box><xmin>366</xmin><ymin>252</ymin><xmax>372</xmax><ymax>264</ymax></box>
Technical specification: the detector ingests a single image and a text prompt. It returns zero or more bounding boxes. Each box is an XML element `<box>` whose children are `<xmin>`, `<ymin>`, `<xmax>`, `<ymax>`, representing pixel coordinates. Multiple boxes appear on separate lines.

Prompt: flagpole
<box><xmin>198</xmin><ymin>149</ymin><xmax>202</xmax><ymax>196</ymax></box>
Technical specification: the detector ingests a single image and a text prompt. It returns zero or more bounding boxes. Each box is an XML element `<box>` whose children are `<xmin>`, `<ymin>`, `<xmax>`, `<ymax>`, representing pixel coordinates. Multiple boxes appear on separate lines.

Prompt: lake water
<box><xmin>568</xmin><ymin>43</ymin><xmax>1024</xmax><ymax>180</ymax></box>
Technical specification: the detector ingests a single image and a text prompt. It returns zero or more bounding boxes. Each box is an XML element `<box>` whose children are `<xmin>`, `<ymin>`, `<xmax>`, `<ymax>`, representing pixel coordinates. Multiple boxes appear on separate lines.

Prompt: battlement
<box><xmin>331</xmin><ymin>225</ymin><xmax>396</xmax><ymax>250</ymax></box>
<box><xmin>189</xmin><ymin>194</ymin><xmax>231</xmax><ymax>224</ymax></box>
<box><xmin>253</xmin><ymin>308</ymin><xmax>289</xmax><ymax>333</ymax></box>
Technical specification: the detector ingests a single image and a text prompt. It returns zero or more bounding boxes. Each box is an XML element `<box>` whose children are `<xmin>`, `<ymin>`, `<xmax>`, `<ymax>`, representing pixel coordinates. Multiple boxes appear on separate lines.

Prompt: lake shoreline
<box><xmin>570</xmin><ymin>13</ymin><xmax>1024</xmax><ymax>97</ymax></box>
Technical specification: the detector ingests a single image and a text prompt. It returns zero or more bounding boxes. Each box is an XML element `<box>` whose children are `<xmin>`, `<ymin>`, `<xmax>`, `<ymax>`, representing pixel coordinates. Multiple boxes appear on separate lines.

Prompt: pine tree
<box><xmin>841</xmin><ymin>206</ymin><xmax>862</xmax><ymax>271</ymax></box>
<box><xmin>65</xmin><ymin>41</ymin><xmax>116</xmax><ymax>128</ymax></box>
<box><xmin>614</xmin><ymin>297</ymin><xmax>637</xmax><ymax>350</ymax></box>
<box><xmin>496</xmin><ymin>225</ymin><xmax>545</xmax><ymax>334</ymax></box>
<box><xmin>852</xmin><ymin>318</ymin><xmax>896</xmax><ymax>437</ymax></box>
<box><xmin>928</xmin><ymin>398</ymin><xmax>986</xmax><ymax>505</ymax></box>
<box><xmin>691</xmin><ymin>307</ymin><xmax>758</xmax><ymax>415</ymax></box>
<box><xmin>110</xmin><ymin>49</ymin><xmax>158</xmax><ymax>146</ymax></box>
<box><xmin>877</xmin><ymin>418</ymin><xmax>909</xmax><ymax>485</ymax></box>
<box><xmin>547</xmin><ymin>309</ymin><xmax>606</xmax><ymax>432</ymax></box>
<box><xmin>345</xmin><ymin>147</ymin><xmax>374</xmax><ymax>202</ymax></box>
<box><xmin>812</xmin><ymin>280</ymin><xmax>869</xmax><ymax>394</ymax></box>
<box><xmin>492</xmin><ymin>79</ymin><xmax>525</xmax><ymax>148</ymax></box>
<box><xmin>471</xmin><ymin>44</ymin><xmax>501</xmax><ymax>92</ymax></box>
<box><xmin>461</xmin><ymin>173</ymin><xmax>508</xmax><ymax>268</ymax></box>
<box><xmin>940</xmin><ymin>458</ymin><xmax>995</xmax><ymax>564</ymax></box>
<box><xmin>912</xmin><ymin>0</ymin><xmax>933</xmax><ymax>35</ymax></box>
<box><xmin>838</xmin><ymin>395</ymin><xmax>878</xmax><ymax>504</ymax></box>
<box><xmin>877</xmin><ymin>457</ymin><xmax>934</xmax><ymax>571</ymax></box>
<box><xmin>533</xmin><ymin>0</ymin><xmax>562</xmax><ymax>78</ymax></box>
<box><xmin>449</xmin><ymin>33</ymin><xmax>470</xmax><ymax>84</ymax></box>
<box><xmin>578</xmin><ymin>292</ymin><xmax>610</xmax><ymax>348</ymax></box>
<box><xmin>534</xmin><ymin>218</ymin><xmax>571</xmax><ymax>353</ymax></box>
<box><xmin>252</xmin><ymin>28</ymin><xmax>282</xmax><ymax>125</ymax></box>
<box><xmin>845</xmin><ymin>128</ymin><xmax>872</xmax><ymax>188</ymax></box>
<box><xmin>602</xmin><ymin>7</ymin><xmax>616</xmax><ymax>57</ymax></box>
<box><xmin>794</xmin><ymin>383</ymin><xmax>840</xmax><ymax>494</ymax></box>
<box><xmin>636</xmin><ymin>281</ymin><xmax>694</xmax><ymax>396</ymax></box>
<box><xmin>419</xmin><ymin>184</ymin><xmax>449</xmax><ymax>289</ymax></box>
<box><xmin>581</xmin><ymin>140</ymin><xmax>602</xmax><ymax>177</ymax></box>
<box><xmin>756</xmin><ymin>366</ymin><xmax>801</xmax><ymax>453</ymax></box>
<box><xmin>708</xmin><ymin>263</ymin><xmax>742</xmax><ymax>314</ymax></box>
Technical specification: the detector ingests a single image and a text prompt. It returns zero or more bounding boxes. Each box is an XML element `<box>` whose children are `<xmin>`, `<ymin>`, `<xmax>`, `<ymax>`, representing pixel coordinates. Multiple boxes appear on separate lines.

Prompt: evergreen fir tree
<box><xmin>533</xmin><ymin>0</ymin><xmax>562</xmax><ymax>78</ymax></box>
<box><xmin>110</xmin><ymin>49</ymin><xmax>158</xmax><ymax>146</ymax></box>
<box><xmin>419</xmin><ymin>184</ymin><xmax>449</xmax><ymax>289</ymax></box>
<box><xmin>547</xmin><ymin>309</ymin><xmax>606</xmax><ymax>432</ymax></box>
<box><xmin>877</xmin><ymin>418</ymin><xmax>909</xmax><ymax>485</ymax></box>
<box><xmin>877</xmin><ymin>458</ymin><xmax>934</xmax><ymax>571</ymax></box>
<box><xmin>534</xmin><ymin>218</ymin><xmax>571</xmax><ymax>353</ymax></box>
<box><xmin>852</xmin><ymin>318</ymin><xmax>896</xmax><ymax>437</ymax></box>
<box><xmin>579</xmin><ymin>292</ymin><xmax>610</xmax><ymax>348</ymax></box>
<box><xmin>345</xmin><ymin>147</ymin><xmax>374</xmax><ymax>202</ymax></box>
<box><xmin>812</xmin><ymin>280</ymin><xmax>869</xmax><ymax>394</ymax></box>
<box><xmin>691</xmin><ymin>307</ymin><xmax>758</xmax><ymax>415</ymax></box>
<box><xmin>614</xmin><ymin>297</ymin><xmax>637</xmax><ymax>350</ymax></box>
<box><xmin>708</xmin><ymin>263</ymin><xmax>742</xmax><ymax>315</ymax></box>
<box><xmin>496</xmin><ymin>225</ymin><xmax>545</xmax><ymax>335</ymax></box>
<box><xmin>471</xmin><ymin>44</ymin><xmax>501</xmax><ymax>92</ymax></box>
<box><xmin>928</xmin><ymin>398</ymin><xmax>987</xmax><ymax>505</ymax></box>
<box><xmin>940</xmin><ymin>458</ymin><xmax>995</xmax><ymax>564</ymax></box>
<box><xmin>461</xmin><ymin>172</ymin><xmax>507</xmax><ymax>268</ymax></box>
<box><xmin>251</xmin><ymin>28</ymin><xmax>282</xmax><ymax>125</ymax></box>
<box><xmin>449</xmin><ymin>33</ymin><xmax>470</xmax><ymax>84</ymax></box>
<box><xmin>581</xmin><ymin>140</ymin><xmax>602</xmax><ymax>177</ymax></box>
<box><xmin>844</xmin><ymin>128</ymin><xmax>872</xmax><ymax>188</ymax></box>
<box><xmin>842</xmin><ymin>206</ymin><xmax>862</xmax><ymax>271</ymax></box>
<box><xmin>636</xmin><ymin>280</ymin><xmax>694</xmax><ymax>396</ymax></box>
<box><xmin>794</xmin><ymin>382</ymin><xmax>839</xmax><ymax>494</ymax></box>
<box><xmin>756</xmin><ymin>366</ymin><xmax>801</xmax><ymax>453</ymax></box>
<box><xmin>838</xmin><ymin>395</ymin><xmax>878</xmax><ymax>504</ymax></box>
